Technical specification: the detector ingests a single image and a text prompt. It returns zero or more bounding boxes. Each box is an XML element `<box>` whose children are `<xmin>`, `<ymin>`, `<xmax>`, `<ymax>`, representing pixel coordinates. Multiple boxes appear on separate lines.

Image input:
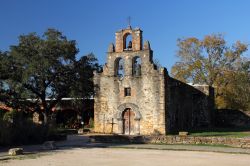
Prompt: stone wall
<box><xmin>167</xmin><ymin>78</ymin><xmax>214</xmax><ymax>132</ymax></box>
<box><xmin>115</xmin><ymin>27</ymin><xmax>142</xmax><ymax>52</ymax></box>
<box><xmin>215</xmin><ymin>109</ymin><xmax>250</xmax><ymax>128</ymax></box>
<box><xmin>94</xmin><ymin>47</ymin><xmax>166</xmax><ymax>135</ymax></box>
<box><xmin>94</xmin><ymin>26</ymin><xmax>166</xmax><ymax>135</ymax></box>
<box><xmin>89</xmin><ymin>135</ymin><xmax>250</xmax><ymax>149</ymax></box>
<box><xmin>147</xmin><ymin>136</ymin><xmax>250</xmax><ymax>148</ymax></box>
<box><xmin>94</xmin><ymin>26</ymin><xmax>214</xmax><ymax>135</ymax></box>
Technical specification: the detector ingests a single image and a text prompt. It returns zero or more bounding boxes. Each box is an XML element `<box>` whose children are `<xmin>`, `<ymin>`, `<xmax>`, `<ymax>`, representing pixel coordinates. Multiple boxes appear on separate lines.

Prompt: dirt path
<box><xmin>1</xmin><ymin>148</ymin><xmax>250</xmax><ymax>166</ymax></box>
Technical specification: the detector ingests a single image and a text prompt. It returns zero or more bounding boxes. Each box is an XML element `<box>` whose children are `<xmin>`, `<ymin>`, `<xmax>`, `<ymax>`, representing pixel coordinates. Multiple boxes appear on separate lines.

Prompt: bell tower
<box><xmin>115</xmin><ymin>26</ymin><xmax>143</xmax><ymax>52</ymax></box>
<box><xmin>94</xmin><ymin>26</ymin><xmax>167</xmax><ymax>135</ymax></box>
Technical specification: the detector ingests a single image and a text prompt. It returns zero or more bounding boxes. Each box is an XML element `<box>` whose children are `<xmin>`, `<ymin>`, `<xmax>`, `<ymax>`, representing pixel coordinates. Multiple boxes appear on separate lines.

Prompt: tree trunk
<box><xmin>42</xmin><ymin>112</ymin><xmax>48</xmax><ymax>125</ymax></box>
<box><xmin>41</xmin><ymin>98</ymin><xmax>48</xmax><ymax>125</ymax></box>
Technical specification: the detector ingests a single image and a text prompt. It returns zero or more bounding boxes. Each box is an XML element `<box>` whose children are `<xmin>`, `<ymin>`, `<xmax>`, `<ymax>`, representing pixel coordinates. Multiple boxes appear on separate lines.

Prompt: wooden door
<box><xmin>123</xmin><ymin>108</ymin><xmax>135</xmax><ymax>135</ymax></box>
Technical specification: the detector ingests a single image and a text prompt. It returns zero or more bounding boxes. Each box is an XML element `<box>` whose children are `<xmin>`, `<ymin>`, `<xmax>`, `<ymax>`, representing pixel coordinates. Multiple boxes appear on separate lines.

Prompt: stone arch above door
<box><xmin>117</xmin><ymin>103</ymin><xmax>141</xmax><ymax>120</ymax></box>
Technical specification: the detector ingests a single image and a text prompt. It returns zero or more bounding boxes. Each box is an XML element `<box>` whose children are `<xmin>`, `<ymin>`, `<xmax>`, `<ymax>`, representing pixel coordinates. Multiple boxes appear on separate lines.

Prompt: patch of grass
<box><xmin>189</xmin><ymin>131</ymin><xmax>250</xmax><ymax>138</ymax></box>
<box><xmin>180</xmin><ymin>127</ymin><xmax>250</xmax><ymax>138</ymax></box>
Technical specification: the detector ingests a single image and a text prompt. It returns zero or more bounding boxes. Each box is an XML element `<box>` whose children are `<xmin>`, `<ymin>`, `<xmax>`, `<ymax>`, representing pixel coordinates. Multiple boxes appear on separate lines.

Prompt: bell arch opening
<box><xmin>114</xmin><ymin>57</ymin><xmax>125</xmax><ymax>78</ymax></box>
<box><xmin>123</xmin><ymin>33</ymin><xmax>132</xmax><ymax>51</ymax></box>
<box><xmin>132</xmin><ymin>56</ymin><xmax>142</xmax><ymax>76</ymax></box>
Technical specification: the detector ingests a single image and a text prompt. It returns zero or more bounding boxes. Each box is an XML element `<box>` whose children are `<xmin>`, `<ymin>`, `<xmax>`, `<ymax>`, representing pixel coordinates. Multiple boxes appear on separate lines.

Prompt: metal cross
<box><xmin>108</xmin><ymin>118</ymin><xmax>116</xmax><ymax>134</ymax></box>
<box><xmin>127</xmin><ymin>16</ymin><xmax>131</xmax><ymax>27</ymax></box>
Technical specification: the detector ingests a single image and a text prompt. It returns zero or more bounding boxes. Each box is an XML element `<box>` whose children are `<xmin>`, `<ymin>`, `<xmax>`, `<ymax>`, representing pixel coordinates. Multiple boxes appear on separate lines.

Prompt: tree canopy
<box><xmin>0</xmin><ymin>29</ymin><xmax>99</xmax><ymax>123</ymax></box>
<box><xmin>171</xmin><ymin>34</ymin><xmax>250</xmax><ymax>111</ymax></box>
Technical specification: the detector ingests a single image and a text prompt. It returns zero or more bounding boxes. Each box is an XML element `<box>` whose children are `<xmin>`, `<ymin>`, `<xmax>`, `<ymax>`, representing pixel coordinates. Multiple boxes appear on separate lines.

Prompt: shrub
<box><xmin>0</xmin><ymin>110</ymin><xmax>61</xmax><ymax>146</ymax></box>
<box><xmin>0</xmin><ymin>110</ymin><xmax>6</xmax><ymax>119</ymax></box>
<box><xmin>2</xmin><ymin>109</ymin><xmax>22</xmax><ymax>123</ymax></box>
<box><xmin>89</xmin><ymin>118</ymin><xmax>94</xmax><ymax>128</ymax></box>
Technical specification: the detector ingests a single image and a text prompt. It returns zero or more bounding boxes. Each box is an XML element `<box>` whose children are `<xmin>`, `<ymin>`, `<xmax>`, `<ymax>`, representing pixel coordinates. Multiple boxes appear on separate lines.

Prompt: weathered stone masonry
<box><xmin>89</xmin><ymin>135</ymin><xmax>250</xmax><ymax>149</ymax></box>
<box><xmin>94</xmin><ymin>26</ymin><xmax>214</xmax><ymax>135</ymax></box>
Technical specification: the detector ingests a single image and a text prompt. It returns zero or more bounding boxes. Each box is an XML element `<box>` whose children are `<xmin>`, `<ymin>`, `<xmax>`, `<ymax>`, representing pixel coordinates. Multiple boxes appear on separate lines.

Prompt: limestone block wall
<box><xmin>89</xmin><ymin>135</ymin><xmax>250</xmax><ymax>149</ymax></box>
<box><xmin>94</xmin><ymin>48</ymin><xmax>166</xmax><ymax>135</ymax></box>
<box><xmin>94</xmin><ymin>26</ymin><xmax>214</xmax><ymax>135</ymax></box>
<box><xmin>215</xmin><ymin>109</ymin><xmax>250</xmax><ymax>128</ymax></box>
<box><xmin>167</xmin><ymin>78</ymin><xmax>214</xmax><ymax>132</ymax></box>
<box><xmin>147</xmin><ymin>136</ymin><xmax>250</xmax><ymax>148</ymax></box>
<box><xmin>115</xmin><ymin>27</ymin><xmax>142</xmax><ymax>52</ymax></box>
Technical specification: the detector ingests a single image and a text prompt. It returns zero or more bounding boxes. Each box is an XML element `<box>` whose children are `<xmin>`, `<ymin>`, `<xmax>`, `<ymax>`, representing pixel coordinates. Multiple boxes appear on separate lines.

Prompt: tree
<box><xmin>171</xmin><ymin>34</ymin><xmax>250</xmax><ymax>111</ymax></box>
<box><xmin>0</xmin><ymin>51</ymin><xmax>28</xmax><ymax>110</ymax></box>
<box><xmin>66</xmin><ymin>53</ymin><xmax>100</xmax><ymax>118</ymax></box>
<box><xmin>0</xmin><ymin>29</ymin><xmax>79</xmax><ymax>123</ymax></box>
<box><xmin>70</xmin><ymin>53</ymin><xmax>100</xmax><ymax>99</ymax></box>
<box><xmin>217</xmin><ymin>59</ymin><xmax>250</xmax><ymax>111</ymax></box>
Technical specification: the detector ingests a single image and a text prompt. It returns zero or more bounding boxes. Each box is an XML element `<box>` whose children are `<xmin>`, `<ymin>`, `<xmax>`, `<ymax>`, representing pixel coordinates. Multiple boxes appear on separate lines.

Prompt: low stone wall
<box><xmin>89</xmin><ymin>135</ymin><xmax>250</xmax><ymax>149</ymax></box>
<box><xmin>146</xmin><ymin>136</ymin><xmax>250</xmax><ymax>148</ymax></box>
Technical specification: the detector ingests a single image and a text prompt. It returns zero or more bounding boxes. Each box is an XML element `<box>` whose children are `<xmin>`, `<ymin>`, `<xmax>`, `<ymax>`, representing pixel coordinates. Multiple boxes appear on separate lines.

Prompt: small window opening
<box><xmin>124</xmin><ymin>87</ymin><xmax>131</xmax><ymax>96</ymax></box>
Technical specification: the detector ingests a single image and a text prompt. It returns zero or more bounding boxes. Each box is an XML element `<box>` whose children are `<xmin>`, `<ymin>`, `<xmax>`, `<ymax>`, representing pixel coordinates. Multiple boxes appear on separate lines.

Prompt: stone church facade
<box><xmin>93</xmin><ymin>26</ymin><xmax>214</xmax><ymax>135</ymax></box>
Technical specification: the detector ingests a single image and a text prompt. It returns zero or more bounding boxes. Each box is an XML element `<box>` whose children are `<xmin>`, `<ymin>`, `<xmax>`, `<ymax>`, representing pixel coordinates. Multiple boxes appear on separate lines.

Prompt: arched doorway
<box><xmin>117</xmin><ymin>103</ymin><xmax>141</xmax><ymax>135</ymax></box>
<box><xmin>122</xmin><ymin>108</ymin><xmax>135</xmax><ymax>135</ymax></box>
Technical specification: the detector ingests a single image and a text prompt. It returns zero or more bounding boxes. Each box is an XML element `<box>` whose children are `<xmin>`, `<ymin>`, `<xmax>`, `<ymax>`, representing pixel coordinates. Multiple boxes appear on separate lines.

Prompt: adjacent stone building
<box><xmin>94</xmin><ymin>26</ymin><xmax>214</xmax><ymax>135</ymax></box>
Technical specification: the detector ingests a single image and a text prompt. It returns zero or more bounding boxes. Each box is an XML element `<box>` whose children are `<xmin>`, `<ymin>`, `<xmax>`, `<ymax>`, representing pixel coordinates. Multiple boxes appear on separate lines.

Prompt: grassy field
<box><xmin>189</xmin><ymin>131</ymin><xmax>250</xmax><ymax>137</ymax></box>
<box><xmin>187</xmin><ymin>128</ymin><xmax>250</xmax><ymax>138</ymax></box>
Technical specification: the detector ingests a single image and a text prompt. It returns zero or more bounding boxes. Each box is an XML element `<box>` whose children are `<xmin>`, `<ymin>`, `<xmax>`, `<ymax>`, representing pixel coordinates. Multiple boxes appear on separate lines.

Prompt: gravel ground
<box><xmin>1</xmin><ymin>147</ymin><xmax>250</xmax><ymax>166</ymax></box>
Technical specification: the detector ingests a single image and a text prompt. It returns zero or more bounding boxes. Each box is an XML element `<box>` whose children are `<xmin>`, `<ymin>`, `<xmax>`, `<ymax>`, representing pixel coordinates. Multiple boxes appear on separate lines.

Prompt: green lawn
<box><xmin>187</xmin><ymin>128</ymin><xmax>250</xmax><ymax>138</ymax></box>
<box><xmin>189</xmin><ymin>131</ymin><xmax>250</xmax><ymax>138</ymax></box>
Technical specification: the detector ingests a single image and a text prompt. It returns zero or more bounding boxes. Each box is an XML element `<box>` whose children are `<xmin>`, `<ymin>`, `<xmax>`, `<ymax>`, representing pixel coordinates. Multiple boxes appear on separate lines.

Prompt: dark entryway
<box><xmin>122</xmin><ymin>108</ymin><xmax>135</xmax><ymax>135</ymax></box>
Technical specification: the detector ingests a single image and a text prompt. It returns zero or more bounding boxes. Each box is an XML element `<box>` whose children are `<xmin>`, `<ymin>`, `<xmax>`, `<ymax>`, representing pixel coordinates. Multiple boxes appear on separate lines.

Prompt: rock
<box><xmin>90</xmin><ymin>138</ymin><xmax>96</xmax><ymax>143</ymax></box>
<box><xmin>78</xmin><ymin>129</ymin><xmax>84</xmax><ymax>134</ymax></box>
<box><xmin>8</xmin><ymin>148</ymin><xmax>23</xmax><ymax>156</ymax></box>
<box><xmin>241</xmin><ymin>144</ymin><xmax>250</xmax><ymax>149</ymax></box>
<box><xmin>179</xmin><ymin>131</ymin><xmax>188</xmax><ymax>137</ymax></box>
<box><xmin>43</xmin><ymin>141</ymin><xmax>56</xmax><ymax>150</ymax></box>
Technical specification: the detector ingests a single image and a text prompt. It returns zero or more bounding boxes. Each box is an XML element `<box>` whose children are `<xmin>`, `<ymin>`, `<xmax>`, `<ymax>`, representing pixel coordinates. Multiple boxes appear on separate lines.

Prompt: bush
<box><xmin>0</xmin><ymin>110</ymin><xmax>61</xmax><ymax>146</ymax></box>
<box><xmin>89</xmin><ymin>118</ymin><xmax>94</xmax><ymax>128</ymax></box>
<box><xmin>2</xmin><ymin>109</ymin><xmax>22</xmax><ymax>123</ymax></box>
<box><xmin>0</xmin><ymin>110</ymin><xmax>6</xmax><ymax>119</ymax></box>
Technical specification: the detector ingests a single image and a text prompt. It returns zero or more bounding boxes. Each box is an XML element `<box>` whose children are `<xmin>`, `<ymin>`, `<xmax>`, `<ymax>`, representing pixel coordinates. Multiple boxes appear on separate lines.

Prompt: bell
<box><xmin>128</xmin><ymin>41</ymin><xmax>132</xmax><ymax>48</ymax></box>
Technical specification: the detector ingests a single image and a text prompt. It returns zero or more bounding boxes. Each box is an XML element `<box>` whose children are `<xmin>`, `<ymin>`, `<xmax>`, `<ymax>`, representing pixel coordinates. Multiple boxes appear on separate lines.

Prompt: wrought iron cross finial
<box><xmin>127</xmin><ymin>16</ymin><xmax>131</xmax><ymax>27</ymax></box>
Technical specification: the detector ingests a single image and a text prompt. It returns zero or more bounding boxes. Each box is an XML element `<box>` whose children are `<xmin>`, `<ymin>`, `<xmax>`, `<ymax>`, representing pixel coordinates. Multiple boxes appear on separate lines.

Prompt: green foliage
<box><xmin>89</xmin><ymin>117</ymin><xmax>94</xmax><ymax>128</ymax></box>
<box><xmin>0</xmin><ymin>110</ymin><xmax>6</xmax><ymax>119</ymax></box>
<box><xmin>0</xmin><ymin>112</ymin><xmax>50</xmax><ymax>146</ymax></box>
<box><xmin>217</xmin><ymin>66</ymin><xmax>250</xmax><ymax>111</ymax></box>
<box><xmin>189</xmin><ymin>130</ymin><xmax>250</xmax><ymax>138</ymax></box>
<box><xmin>0</xmin><ymin>29</ymin><xmax>99</xmax><ymax>124</ymax></box>
<box><xmin>171</xmin><ymin>34</ymin><xmax>250</xmax><ymax>111</ymax></box>
<box><xmin>0</xmin><ymin>110</ymin><xmax>67</xmax><ymax>146</ymax></box>
<box><xmin>70</xmin><ymin>53</ymin><xmax>100</xmax><ymax>99</ymax></box>
<box><xmin>2</xmin><ymin>110</ymin><xmax>20</xmax><ymax>123</ymax></box>
<box><xmin>0</xmin><ymin>29</ymin><xmax>78</xmax><ymax>118</ymax></box>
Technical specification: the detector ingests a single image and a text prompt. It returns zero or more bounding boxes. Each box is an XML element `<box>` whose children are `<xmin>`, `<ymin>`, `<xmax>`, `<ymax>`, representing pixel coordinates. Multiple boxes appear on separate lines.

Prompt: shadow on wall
<box><xmin>215</xmin><ymin>109</ymin><xmax>250</xmax><ymax>128</ymax></box>
<box><xmin>167</xmin><ymin>77</ymin><xmax>214</xmax><ymax>132</ymax></box>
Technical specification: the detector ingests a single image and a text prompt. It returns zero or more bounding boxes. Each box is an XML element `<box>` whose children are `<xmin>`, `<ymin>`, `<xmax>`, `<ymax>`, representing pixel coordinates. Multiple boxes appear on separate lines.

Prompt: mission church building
<box><xmin>93</xmin><ymin>26</ymin><xmax>214</xmax><ymax>135</ymax></box>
